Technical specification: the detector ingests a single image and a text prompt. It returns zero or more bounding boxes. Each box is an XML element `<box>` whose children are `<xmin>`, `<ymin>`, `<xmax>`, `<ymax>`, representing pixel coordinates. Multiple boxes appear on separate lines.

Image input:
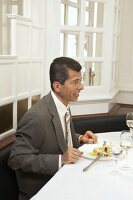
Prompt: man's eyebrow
<box><xmin>71</xmin><ymin>78</ymin><xmax>82</xmax><ymax>82</ymax></box>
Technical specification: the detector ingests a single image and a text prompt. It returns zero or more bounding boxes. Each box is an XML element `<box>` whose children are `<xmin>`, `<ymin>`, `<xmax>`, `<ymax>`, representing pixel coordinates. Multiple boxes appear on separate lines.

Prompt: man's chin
<box><xmin>71</xmin><ymin>97</ymin><xmax>79</xmax><ymax>102</ymax></box>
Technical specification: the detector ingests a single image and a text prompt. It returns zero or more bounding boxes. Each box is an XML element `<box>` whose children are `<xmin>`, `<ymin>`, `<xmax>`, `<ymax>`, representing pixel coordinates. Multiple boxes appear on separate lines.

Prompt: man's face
<box><xmin>54</xmin><ymin>69</ymin><xmax>84</xmax><ymax>106</ymax></box>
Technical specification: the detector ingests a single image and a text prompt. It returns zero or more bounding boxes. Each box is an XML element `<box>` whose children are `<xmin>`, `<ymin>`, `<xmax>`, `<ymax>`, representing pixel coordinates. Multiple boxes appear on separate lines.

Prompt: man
<box><xmin>8</xmin><ymin>57</ymin><xmax>97</xmax><ymax>200</ymax></box>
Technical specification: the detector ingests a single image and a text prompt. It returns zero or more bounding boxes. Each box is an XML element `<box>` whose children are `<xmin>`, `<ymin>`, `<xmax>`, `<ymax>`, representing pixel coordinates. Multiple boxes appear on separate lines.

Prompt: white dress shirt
<box><xmin>51</xmin><ymin>91</ymin><xmax>68</xmax><ymax>139</ymax></box>
<box><xmin>51</xmin><ymin>91</ymin><xmax>71</xmax><ymax>168</ymax></box>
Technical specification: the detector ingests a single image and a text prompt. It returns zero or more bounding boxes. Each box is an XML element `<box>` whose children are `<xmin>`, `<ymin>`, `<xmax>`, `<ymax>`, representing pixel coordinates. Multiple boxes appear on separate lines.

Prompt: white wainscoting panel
<box><xmin>16</xmin><ymin>63</ymin><xmax>29</xmax><ymax>95</ymax></box>
<box><xmin>31</xmin><ymin>62</ymin><xmax>43</xmax><ymax>91</ymax></box>
<box><xmin>31</xmin><ymin>26</ymin><xmax>42</xmax><ymax>57</ymax></box>
<box><xmin>31</xmin><ymin>0</ymin><xmax>44</xmax><ymax>24</ymax></box>
<box><xmin>117</xmin><ymin>91</ymin><xmax>133</xmax><ymax>105</ymax></box>
<box><xmin>70</xmin><ymin>101</ymin><xmax>110</xmax><ymax>116</ymax></box>
<box><xmin>0</xmin><ymin>63</ymin><xmax>15</xmax><ymax>99</ymax></box>
<box><xmin>16</xmin><ymin>21</ymin><xmax>31</xmax><ymax>58</ymax></box>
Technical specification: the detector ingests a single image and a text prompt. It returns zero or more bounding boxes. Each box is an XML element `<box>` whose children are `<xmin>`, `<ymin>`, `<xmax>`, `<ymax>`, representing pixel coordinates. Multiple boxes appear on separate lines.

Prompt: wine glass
<box><xmin>110</xmin><ymin>142</ymin><xmax>123</xmax><ymax>175</ymax></box>
<box><xmin>126</xmin><ymin>112</ymin><xmax>133</xmax><ymax>137</ymax></box>
<box><xmin>120</xmin><ymin>130</ymin><xmax>132</xmax><ymax>170</ymax></box>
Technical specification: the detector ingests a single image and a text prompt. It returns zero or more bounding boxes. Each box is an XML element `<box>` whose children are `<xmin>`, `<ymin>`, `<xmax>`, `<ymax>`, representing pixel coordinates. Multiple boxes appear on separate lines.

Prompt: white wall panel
<box><xmin>31</xmin><ymin>27</ymin><xmax>42</xmax><ymax>57</ymax></box>
<box><xmin>117</xmin><ymin>0</ymin><xmax>133</xmax><ymax>104</ymax></box>
<box><xmin>118</xmin><ymin>0</ymin><xmax>133</xmax><ymax>92</ymax></box>
<box><xmin>117</xmin><ymin>91</ymin><xmax>133</xmax><ymax>105</ymax></box>
<box><xmin>31</xmin><ymin>0</ymin><xmax>44</xmax><ymax>24</ymax></box>
<box><xmin>16</xmin><ymin>63</ymin><xmax>29</xmax><ymax>95</ymax></box>
<box><xmin>0</xmin><ymin>64</ymin><xmax>14</xmax><ymax>99</ymax></box>
<box><xmin>70</xmin><ymin>101</ymin><xmax>109</xmax><ymax>116</ymax></box>
<box><xmin>44</xmin><ymin>0</ymin><xmax>60</xmax><ymax>94</ymax></box>
<box><xmin>31</xmin><ymin>63</ymin><xmax>42</xmax><ymax>91</ymax></box>
<box><xmin>0</xmin><ymin>1</ymin><xmax>45</xmax><ymax>138</ymax></box>
<box><xmin>16</xmin><ymin>22</ymin><xmax>30</xmax><ymax>58</ymax></box>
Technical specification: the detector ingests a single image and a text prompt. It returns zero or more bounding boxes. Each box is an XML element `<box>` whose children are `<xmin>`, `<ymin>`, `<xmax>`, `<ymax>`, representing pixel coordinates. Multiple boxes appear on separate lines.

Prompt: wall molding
<box><xmin>0</xmin><ymin>133</ymin><xmax>15</xmax><ymax>150</ymax></box>
<box><xmin>117</xmin><ymin>91</ymin><xmax>133</xmax><ymax>105</ymax></box>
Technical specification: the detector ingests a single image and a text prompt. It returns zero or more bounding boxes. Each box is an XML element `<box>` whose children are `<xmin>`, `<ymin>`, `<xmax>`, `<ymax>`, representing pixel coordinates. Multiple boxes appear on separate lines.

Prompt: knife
<box><xmin>83</xmin><ymin>153</ymin><xmax>103</xmax><ymax>172</ymax></box>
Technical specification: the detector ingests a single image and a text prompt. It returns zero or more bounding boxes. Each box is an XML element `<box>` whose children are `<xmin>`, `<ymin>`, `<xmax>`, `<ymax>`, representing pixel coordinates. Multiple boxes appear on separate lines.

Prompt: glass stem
<box><xmin>130</xmin><ymin>128</ymin><xmax>133</xmax><ymax>139</ymax></box>
<box><xmin>115</xmin><ymin>158</ymin><xmax>118</xmax><ymax>171</ymax></box>
<box><xmin>125</xmin><ymin>148</ymin><xmax>128</xmax><ymax>157</ymax></box>
<box><xmin>125</xmin><ymin>148</ymin><xmax>129</xmax><ymax>165</ymax></box>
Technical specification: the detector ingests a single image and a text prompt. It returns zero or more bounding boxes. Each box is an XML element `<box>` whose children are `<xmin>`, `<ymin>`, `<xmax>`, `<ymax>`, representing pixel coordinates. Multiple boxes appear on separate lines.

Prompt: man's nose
<box><xmin>79</xmin><ymin>82</ymin><xmax>84</xmax><ymax>90</ymax></box>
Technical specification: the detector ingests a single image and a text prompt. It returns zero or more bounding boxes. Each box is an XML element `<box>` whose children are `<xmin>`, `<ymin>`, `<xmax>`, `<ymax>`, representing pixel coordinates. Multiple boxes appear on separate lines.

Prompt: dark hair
<box><xmin>50</xmin><ymin>57</ymin><xmax>82</xmax><ymax>90</ymax></box>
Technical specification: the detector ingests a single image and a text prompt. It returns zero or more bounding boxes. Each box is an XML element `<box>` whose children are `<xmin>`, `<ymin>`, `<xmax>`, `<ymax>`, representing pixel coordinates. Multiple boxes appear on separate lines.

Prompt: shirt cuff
<box><xmin>79</xmin><ymin>135</ymin><xmax>84</xmax><ymax>145</ymax></box>
<box><xmin>79</xmin><ymin>135</ymin><xmax>82</xmax><ymax>142</ymax></box>
<box><xmin>59</xmin><ymin>155</ymin><xmax>62</xmax><ymax>169</ymax></box>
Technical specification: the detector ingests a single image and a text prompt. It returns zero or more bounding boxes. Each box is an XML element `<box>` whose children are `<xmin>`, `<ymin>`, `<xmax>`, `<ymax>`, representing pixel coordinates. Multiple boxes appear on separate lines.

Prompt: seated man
<box><xmin>8</xmin><ymin>57</ymin><xmax>97</xmax><ymax>200</ymax></box>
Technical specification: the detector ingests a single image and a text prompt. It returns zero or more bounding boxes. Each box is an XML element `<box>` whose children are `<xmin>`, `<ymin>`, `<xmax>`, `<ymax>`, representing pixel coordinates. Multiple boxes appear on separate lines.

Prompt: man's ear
<box><xmin>52</xmin><ymin>82</ymin><xmax>61</xmax><ymax>92</ymax></box>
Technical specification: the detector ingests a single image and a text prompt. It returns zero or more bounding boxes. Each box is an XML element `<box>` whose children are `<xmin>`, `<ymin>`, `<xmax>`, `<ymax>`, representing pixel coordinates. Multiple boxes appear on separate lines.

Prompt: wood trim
<box><xmin>109</xmin><ymin>104</ymin><xmax>121</xmax><ymax>115</ymax></box>
<box><xmin>0</xmin><ymin>133</ymin><xmax>16</xmax><ymax>150</ymax></box>
<box><xmin>112</xmin><ymin>103</ymin><xmax>133</xmax><ymax>115</ymax></box>
<box><xmin>72</xmin><ymin>112</ymin><xmax>109</xmax><ymax>119</ymax></box>
<box><xmin>118</xmin><ymin>103</ymin><xmax>133</xmax><ymax>108</ymax></box>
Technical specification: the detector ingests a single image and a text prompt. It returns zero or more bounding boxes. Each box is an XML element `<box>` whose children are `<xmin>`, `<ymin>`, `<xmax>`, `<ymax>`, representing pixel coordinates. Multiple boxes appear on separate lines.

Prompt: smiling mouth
<box><xmin>74</xmin><ymin>93</ymin><xmax>79</xmax><ymax>97</ymax></box>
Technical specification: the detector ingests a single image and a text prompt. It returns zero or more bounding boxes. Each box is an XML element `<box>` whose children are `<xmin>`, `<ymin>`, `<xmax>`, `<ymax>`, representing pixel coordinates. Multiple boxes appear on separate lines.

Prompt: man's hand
<box><xmin>80</xmin><ymin>131</ymin><xmax>97</xmax><ymax>144</ymax></box>
<box><xmin>61</xmin><ymin>147</ymin><xmax>83</xmax><ymax>165</ymax></box>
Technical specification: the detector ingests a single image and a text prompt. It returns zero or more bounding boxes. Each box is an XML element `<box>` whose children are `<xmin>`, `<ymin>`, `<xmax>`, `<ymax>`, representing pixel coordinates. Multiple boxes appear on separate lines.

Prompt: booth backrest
<box><xmin>72</xmin><ymin>114</ymin><xmax>128</xmax><ymax>134</ymax></box>
<box><xmin>0</xmin><ymin>143</ymin><xmax>19</xmax><ymax>200</ymax></box>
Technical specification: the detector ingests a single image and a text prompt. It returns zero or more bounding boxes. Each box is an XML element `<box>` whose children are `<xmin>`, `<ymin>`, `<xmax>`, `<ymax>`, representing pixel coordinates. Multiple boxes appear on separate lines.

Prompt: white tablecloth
<box><xmin>31</xmin><ymin>132</ymin><xmax>133</xmax><ymax>200</ymax></box>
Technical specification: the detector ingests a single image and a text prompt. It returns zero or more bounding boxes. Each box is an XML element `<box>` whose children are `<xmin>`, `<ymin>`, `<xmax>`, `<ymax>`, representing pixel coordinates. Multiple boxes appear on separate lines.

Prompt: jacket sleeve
<box><xmin>8</xmin><ymin>112</ymin><xmax>59</xmax><ymax>176</ymax></box>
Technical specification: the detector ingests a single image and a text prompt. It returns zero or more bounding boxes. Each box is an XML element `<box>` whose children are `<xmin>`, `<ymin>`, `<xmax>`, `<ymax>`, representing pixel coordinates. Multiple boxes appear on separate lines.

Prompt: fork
<box><xmin>83</xmin><ymin>141</ymin><xmax>106</xmax><ymax>172</ymax></box>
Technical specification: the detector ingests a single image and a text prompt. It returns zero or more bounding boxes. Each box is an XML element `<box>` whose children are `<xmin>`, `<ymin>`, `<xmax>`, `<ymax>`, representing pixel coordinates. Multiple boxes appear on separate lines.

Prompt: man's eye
<box><xmin>72</xmin><ymin>80</ymin><xmax>82</xmax><ymax>85</ymax></box>
<box><xmin>72</xmin><ymin>81</ymin><xmax>77</xmax><ymax>85</ymax></box>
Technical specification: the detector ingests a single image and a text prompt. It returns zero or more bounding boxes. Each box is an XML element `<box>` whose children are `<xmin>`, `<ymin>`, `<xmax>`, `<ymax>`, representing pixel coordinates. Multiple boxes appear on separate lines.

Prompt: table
<box><xmin>31</xmin><ymin>132</ymin><xmax>133</xmax><ymax>200</ymax></box>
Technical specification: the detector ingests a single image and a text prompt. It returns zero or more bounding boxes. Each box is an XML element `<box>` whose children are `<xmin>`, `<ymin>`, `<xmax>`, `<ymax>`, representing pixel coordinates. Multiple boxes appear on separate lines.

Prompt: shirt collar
<box><xmin>51</xmin><ymin>91</ymin><xmax>68</xmax><ymax>115</ymax></box>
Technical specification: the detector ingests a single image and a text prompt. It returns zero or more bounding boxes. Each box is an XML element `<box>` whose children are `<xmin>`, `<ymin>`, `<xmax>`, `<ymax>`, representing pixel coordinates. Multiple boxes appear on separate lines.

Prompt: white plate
<box><xmin>79</xmin><ymin>143</ymin><xmax>112</xmax><ymax>161</ymax></box>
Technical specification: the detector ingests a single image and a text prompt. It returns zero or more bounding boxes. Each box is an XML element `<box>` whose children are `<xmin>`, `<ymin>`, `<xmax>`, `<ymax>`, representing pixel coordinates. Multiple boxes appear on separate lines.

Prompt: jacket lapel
<box><xmin>45</xmin><ymin>93</ymin><xmax>67</xmax><ymax>153</ymax></box>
